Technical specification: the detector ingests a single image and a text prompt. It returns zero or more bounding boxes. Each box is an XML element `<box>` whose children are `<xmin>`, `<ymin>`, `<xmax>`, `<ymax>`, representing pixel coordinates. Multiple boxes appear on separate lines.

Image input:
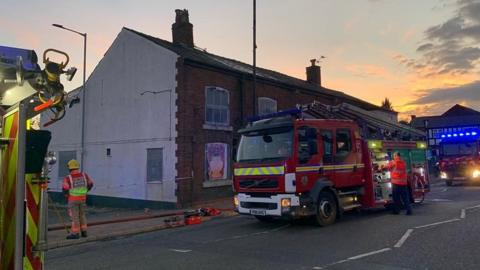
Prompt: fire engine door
<box><xmin>296</xmin><ymin>126</ymin><xmax>332</xmax><ymax>191</ymax></box>
<box><xmin>333</xmin><ymin>128</ymin><xmax>363</xmax><ymax>187</ymax></box>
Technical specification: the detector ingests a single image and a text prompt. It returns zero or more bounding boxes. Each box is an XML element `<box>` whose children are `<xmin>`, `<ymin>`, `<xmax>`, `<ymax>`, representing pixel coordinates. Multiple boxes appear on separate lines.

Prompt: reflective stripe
<box><xmin>296</xmin><ymin>163</ymin><xmax>365</xmax><ymax>172</ymax></box>
<box><xmin>68</xmin><ymin>174</ymin><xmax>88</xmax><ymax>197</ymax></box>
<box><xmin>234</xmin><ymin>166</ymin><xmax>284</xmax><ymax>176</ymax></box>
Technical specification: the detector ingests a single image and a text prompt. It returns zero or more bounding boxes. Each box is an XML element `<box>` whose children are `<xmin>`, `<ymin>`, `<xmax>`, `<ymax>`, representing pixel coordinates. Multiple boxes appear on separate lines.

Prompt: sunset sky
<box><xmin>2</xmin><ymin>0</ymin><xmax>479</xmax><ymax>119</ymax></box>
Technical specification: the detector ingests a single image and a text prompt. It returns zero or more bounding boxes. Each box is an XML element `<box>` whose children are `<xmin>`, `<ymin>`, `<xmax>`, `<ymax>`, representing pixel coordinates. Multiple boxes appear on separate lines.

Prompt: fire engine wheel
<box><xmin>315</xmin><ymin>191</ymin><xmax>337</xmax><ymax>226</ymax></box>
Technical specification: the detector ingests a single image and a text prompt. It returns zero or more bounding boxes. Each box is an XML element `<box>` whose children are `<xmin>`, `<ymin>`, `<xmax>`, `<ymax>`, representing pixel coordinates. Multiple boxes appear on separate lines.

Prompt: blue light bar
<box><xmin>246</xmin><ymin>108</ymin><xmax>302</xmax><ymax>122</ymax></box>
<box><xmin>440</xmin><ymin>129</ymin><xmax>480</xmax><ymax>140</ymax></box>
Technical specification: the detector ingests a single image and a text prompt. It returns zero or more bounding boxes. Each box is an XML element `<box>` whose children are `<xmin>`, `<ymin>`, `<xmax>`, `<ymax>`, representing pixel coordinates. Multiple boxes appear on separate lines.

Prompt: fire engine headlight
<box><xmin>234</xmin><ymin>195</ymin><xmax>239</xmax><ymax>209</ymax></box>
<box><xmin>440</xmin><ymin>172</ymin><xmax>448</xmax><ymax>179</ymax></box>
<box><xmin>281</xmin><ymin>198</ymin><xmax>291</xmax><ymax>208</ymax></box>
<box><xmin>472</xmin><ymin>170</ymin><xmax>480</xmax><ymax>178</ymax></box>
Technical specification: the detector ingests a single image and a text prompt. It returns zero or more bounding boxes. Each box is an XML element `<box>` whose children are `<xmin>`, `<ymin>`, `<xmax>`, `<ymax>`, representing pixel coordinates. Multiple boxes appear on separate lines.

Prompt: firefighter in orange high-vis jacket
<box><xmin>384</xmin><ymin>152</ymin><xmax>412</xmax><ymax>216</ymax></box>
<box><xmin>63</xmin><ymin>159</ymin><xmax>94</xmax><ymax>239</ymax></box>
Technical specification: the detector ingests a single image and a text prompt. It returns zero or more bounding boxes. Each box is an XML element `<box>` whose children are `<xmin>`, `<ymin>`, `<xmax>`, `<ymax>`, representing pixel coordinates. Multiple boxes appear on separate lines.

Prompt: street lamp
<box><xmin>52</xmin><ymin>23</ymin><xmax>87</xmax><ymax>169</ymax></box>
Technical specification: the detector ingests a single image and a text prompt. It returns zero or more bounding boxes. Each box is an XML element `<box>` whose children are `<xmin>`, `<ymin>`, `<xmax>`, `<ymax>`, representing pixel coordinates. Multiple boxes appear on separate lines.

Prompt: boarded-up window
<box><xmin>205</xmin><ymin>143</ymin><xmax>229</xmax><ymax>181</ymax></box>
<box><xmin>147</xmin><ymin>148</ymin><xmax>163</xmax><ymax>182</ymax></box>
<box><xmin>58</xmin><ymin>151</ymin><xmax>77</xmax><ymax>178</ymax></box>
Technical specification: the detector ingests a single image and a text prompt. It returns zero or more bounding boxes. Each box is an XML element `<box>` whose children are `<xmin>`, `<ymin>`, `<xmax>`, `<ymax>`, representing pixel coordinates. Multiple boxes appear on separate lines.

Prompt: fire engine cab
<box><xmin>233</xmin><ymin>102</ymin><xmax>429</xmax><ymax>226</ymax></box>
<box><xmin>438</xmin><ymin>130</ymin><xmax>480</xmax><ymax>186</ymax></box>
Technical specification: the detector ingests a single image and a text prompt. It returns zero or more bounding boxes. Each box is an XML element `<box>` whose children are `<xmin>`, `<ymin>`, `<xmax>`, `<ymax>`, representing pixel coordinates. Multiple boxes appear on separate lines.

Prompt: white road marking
<box><xmin>394</xmin><ymin>229</ymin><xmax>413</xmax><ymax>248</ymax></box>
<box><xmin>461</xmin><ymin>209</ymin><xmax>466</xmax><ymax>219</ymax></box>
<box><xmin>347</xmin><ymin>248</ymin><xmax>392</xmax><ymax>260</ymax></box>
<box><xmin>169</xmin><ymin>249</ymin><xmax>192</xmax><ymax>253</ymax></box>
<box><xmin>466</xmin><ymin>204</ymin><xmax>480</xmax><ymax>210</ymax></box>
<box><xmin>312</xmin><ymin>267</ymin><xmax>323</xmax><ymax>269</ymax></box>
<box><xmin>428</xmin><ymin>198</ymin><xmax>452</xmax><ymax>202</ymax></box>
<box><xmin>414</xmin><ymin>218</ymin><xmax>460</xmax><ymax>229</ymax></box>
<box><xmin>319</xmin><ymin>248</ymin><xmax>391</xmax><ymax>268</ymax></box>
<box><xmin>441</xmin><ymin>188</ymin><xmax>448</xmax><ymax>192</ymax></box>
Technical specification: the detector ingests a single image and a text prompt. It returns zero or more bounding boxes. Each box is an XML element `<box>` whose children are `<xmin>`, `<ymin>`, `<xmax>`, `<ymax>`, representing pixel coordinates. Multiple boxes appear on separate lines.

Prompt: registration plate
<box><xmin>250</xmin><ymin>209</ymin><xmax>266</xmax><ymax>216</ymax></box>
<box><xmin>453</xmin><ymin>177</ymin><xmax>466</xmax><ymax>180</ymax></box>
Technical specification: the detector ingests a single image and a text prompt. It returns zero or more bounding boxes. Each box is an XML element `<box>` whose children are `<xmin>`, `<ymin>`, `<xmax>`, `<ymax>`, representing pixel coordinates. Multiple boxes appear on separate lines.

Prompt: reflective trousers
<box><xmin>392</xmin><ymin>184</ymin><xmax>412</xmax><ymax>214</ymax></box>
<box><xmin>68</xmin><ymin>200</ymin><xmax>87</xmax><ymax>234</ymax></box>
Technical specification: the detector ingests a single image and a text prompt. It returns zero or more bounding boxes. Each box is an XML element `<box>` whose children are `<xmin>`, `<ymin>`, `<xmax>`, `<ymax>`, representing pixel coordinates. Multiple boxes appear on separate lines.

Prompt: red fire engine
<box><xmin>438</xmin><ymin>130</ymin><xmax>480</xmax><ymax>186</ymax></box>
<box><xmin>233</xmin><ymin>102</ymin><xmax>429</xmax><ymax>226</ymax></box>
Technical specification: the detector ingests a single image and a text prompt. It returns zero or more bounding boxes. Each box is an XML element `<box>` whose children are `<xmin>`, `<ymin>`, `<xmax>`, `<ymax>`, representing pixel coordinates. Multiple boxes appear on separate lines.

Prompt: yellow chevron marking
<box><xmin>26</xmin><ymin>210</ymin><xmax>38</xmax><ymax>246</ymax></box>
<box><xmin>24</xmin><ymin>257</ymin><xmax>33</xmax><ymax>270</ymax></box>
<box><xmin>234</xmin><ymin>168</ymin><xmax>243</xmax><ymax>176</ymax></box>
<box><xmin>235</xmin><ymin>166</ymin><xmax>284</xmax><ymax>176</ymax></box>
<box><xmin>260</xmin><ymin>167</ymin><xmax>269</xmax><ymax>175</ymax></box>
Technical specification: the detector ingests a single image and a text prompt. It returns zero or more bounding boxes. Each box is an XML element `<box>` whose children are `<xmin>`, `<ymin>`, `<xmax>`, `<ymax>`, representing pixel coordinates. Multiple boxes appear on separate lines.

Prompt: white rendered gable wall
<box><xmin>43</xmin><ymin>29</ymin><xmax>179</xmax><ymax>203</ymax></box>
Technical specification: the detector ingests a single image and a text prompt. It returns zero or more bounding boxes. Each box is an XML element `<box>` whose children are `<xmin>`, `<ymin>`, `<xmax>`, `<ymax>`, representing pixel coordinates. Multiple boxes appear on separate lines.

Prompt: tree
<box><xmin>381</xmin><ymin>98</ymin><xmax>393</xmax><ymax>111</ymax></box>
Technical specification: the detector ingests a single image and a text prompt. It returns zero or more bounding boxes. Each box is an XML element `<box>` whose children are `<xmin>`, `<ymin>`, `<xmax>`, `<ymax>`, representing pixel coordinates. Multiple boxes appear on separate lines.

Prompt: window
<box><xmin>205</xmin><ymin>143</ymin><xmax>229</xmax><ymax>181</ymax></box>
<box><xmin>336</xmin><ymin>129</ymin><xmax>352</xmax><ymax>153</ymax></box>
<box><xmin>147</xmin><ymin>148</ymin><xmax>163</xmax><ymax>182</ymax></box>
<box><xmin>258</xmin><ymin>97</ymin><xmax>277</xmax><ymax>115</ymax></box>
<box><xmin>297</xmin><ymin>126</ymin><xmax>318</xmax><ymax>164</ymax></box>
<box><xmin>205</xmin><ymin>87</ymin><xmax>229</xmax><ymax>125</ymax></box>
<box><xmin>320</xmin><ymin>130</ymin><xmax>333</xmax><ymax>161</ymax></box>
<box><xmin>58</xmin><ymin>151</ymin><xmax>77</xmax><ymax>178</ymax></box>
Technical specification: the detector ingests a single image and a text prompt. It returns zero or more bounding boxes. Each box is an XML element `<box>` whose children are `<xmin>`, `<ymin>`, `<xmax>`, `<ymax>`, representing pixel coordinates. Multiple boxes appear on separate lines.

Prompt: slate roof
<box><xmin>442</xmin><ymin>104</ymin><xmax>480</xmax><ymax>117</ymax></box>
<box><xmin>411</xmin><ymin>104</ymin><xmax>480</xmax><ymax>129</ymax></box>
<box><xmin>123</xmin><ymin>27</ymin><xmax>390</xmax><ymax>113</ymax></box>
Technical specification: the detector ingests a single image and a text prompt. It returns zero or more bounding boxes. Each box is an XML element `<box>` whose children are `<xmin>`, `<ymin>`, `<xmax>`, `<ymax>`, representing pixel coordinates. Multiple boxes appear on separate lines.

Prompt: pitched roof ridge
<box><xmin>122</xmin><ymin>26</ymin><xmax>382</xmax><ymax>111</ymax></box>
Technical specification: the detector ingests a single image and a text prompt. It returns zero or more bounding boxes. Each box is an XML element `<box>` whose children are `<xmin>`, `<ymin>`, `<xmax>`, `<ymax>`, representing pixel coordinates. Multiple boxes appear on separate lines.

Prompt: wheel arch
<box><xmin>310</xmin><ymin>178</ymin><xmax>342</xmax><ymax>217</ymax></box>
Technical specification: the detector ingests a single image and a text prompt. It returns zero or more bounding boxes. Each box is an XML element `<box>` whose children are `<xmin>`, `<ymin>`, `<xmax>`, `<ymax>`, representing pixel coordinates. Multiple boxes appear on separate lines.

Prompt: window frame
<box><xmin>146</xmin><ymin>148</ymin><xmax>164</xmax><ymax>183</ymax></box>
<box><xmin>258</xmin><ymin>97</ymin><xmax>278</xmax><ymax>115</ymax></box>
<box><xmin>335</xmin><ymin>129</ymin><xmax>353</xmax><ymax>154</ymax></box>
<box><xmin>205</xmin><ymin>86</ymin><xmax>230</xmax><ymax>126</ymax></box>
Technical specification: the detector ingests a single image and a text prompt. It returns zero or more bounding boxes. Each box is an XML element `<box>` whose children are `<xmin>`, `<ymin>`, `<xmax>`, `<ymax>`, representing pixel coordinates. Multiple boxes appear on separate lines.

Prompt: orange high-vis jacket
<box><xmin>62</xmin><ymin>170</ymin><xmax>94</xmax><ymax>202</ymax></box>
<box><xmin>386</xmin><ymin>159</ymin><xmax>408</xmax><ymax>186</ymax></box>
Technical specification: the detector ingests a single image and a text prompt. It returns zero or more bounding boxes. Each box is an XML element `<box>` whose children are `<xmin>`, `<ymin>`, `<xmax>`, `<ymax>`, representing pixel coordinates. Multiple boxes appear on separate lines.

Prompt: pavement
<box><xmin>46</xmin><ymin>177</ymin><xmax>480</xmax><ymax>270</ymax></box>
<box><xmin>45</xmin><ymin>197</ymin><xmax>235</xmax><ymax>250</ymax></box>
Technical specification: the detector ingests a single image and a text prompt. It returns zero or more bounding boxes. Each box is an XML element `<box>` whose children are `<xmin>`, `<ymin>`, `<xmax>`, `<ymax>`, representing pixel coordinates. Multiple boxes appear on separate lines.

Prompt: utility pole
<box><xmin>253</xmin><ymin>0</ymin><xmax>257</xmax><ymax>115</ymax></box>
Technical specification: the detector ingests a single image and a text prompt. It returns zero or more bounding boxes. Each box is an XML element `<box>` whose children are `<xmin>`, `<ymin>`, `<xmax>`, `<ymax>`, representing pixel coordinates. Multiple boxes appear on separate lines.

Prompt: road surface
<box><xmin>46</xmin><ymin>180</ymin><xmax>480</xmax><ymax>270</ymax></box>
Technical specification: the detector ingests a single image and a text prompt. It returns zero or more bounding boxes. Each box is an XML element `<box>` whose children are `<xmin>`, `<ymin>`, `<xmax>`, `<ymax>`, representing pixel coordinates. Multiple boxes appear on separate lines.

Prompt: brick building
<box><xmin>45</xmin><ymin>9</ymin><xmax>395</xmax><ymax>208</ymax></box>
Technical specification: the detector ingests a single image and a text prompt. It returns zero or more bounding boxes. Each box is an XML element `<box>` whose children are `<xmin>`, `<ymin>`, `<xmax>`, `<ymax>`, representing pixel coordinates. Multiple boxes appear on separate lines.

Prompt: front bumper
<box><xmin>236</xmin><ymin>193</ymin><xmax>313</xmax><ymax>218</ymax></box>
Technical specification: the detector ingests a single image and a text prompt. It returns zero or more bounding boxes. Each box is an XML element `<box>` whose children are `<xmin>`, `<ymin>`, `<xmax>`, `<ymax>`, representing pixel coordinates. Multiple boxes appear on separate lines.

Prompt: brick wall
<box><xmin>175</xmin><ymin>60</ymin><xmax>337</xmax><ymax>207</ymax></box>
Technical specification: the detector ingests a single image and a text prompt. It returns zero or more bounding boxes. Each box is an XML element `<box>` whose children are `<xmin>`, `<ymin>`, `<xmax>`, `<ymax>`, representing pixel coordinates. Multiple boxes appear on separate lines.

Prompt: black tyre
<box><xmin>446</xmin><ymin>180</ymin><xmax>453</xmax><ymax>186</ymax></box>
<box><xmin>255</xmin><ymin>215</ymin><xmax>275</xmax><ymax>223</ymax></box>
<box><xmin>315</xmin><ymin>190</ymin><xmax>337</xmax><ymax>226</ymax></box>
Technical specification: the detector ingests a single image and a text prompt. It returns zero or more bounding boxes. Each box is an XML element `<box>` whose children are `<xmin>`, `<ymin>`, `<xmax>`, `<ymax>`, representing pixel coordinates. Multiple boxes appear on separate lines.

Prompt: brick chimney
<box><xmin>172</xmin><ymin>9</ymin><xmax>194</xmax><ymax>47</ymax></box>
<box><xmin>306</xmin><ymin>59</ymin><xmax>321</xmax><ymax>86</ymax></box>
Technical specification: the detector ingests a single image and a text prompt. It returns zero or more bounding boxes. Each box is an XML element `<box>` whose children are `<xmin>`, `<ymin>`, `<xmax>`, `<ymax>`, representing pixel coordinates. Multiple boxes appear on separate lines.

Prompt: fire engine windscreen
<box><xmin>441</xmin><ymin>142</ymin><xmax>477</xmax><ymax>156</ymax></box>
<box><xmin>236</xmin><ymin>127</ymin><xmax>293</xmax><ymax>162</ymax></box>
